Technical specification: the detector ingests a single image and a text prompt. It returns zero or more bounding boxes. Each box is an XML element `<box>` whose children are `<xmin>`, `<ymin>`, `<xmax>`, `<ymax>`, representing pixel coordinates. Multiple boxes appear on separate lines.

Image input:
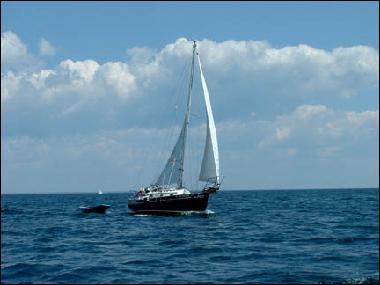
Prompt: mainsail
<box><xmin>155</xmin><ymin>41</ymin><xmax>196</xmax><ymax>188</ymax></box>
<box><xmin>197</xmin><ymin>53</ymin><xmax>220</xmax><ymax>184</ymax></box>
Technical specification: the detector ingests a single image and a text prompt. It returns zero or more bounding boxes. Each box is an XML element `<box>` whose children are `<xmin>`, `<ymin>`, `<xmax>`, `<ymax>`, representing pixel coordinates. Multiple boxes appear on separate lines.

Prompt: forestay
<box><xmin>155</xmin><ymin>41</ymin><xmax>196</xmax><ymax>188</ymax></box>
<box><xmin>197</xmin><ymin>53</ymin><xmax>220</xmax><ymax>184</ymax></box>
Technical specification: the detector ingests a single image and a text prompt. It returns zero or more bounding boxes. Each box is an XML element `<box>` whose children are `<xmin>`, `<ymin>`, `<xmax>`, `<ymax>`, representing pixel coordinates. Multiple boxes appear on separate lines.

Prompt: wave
<box><xmin>129</xmin><ymin>209</ymin><xmax>215</xmax><ymax>217</ymax></box>
<box><xmin>2</xmin><ymin>190</ymin><xmax>378</xmax><ymax>284</ymax></box>
<box><xmin>2</xmin><ymin>262</ymin><xmax>61</xmax><ymax>282</ymax></box>
<box><xmin>179</xmin><ymin>209</ymin><xmax>215</xmax><ymax>216</ymax></box>
<box><xmin>292</xmin><ymin>236</ymin><xmax>378</xmax><ymax>245</ymax></box>
<box><xmin>1</xmin><ymin>207</ymin><xmax>23</xmax><ymax>214</ymax></box>
<box><xmin>319</xmin><ymin>276</ymin><xmax>380</xmax><ymax>284</ymax></box>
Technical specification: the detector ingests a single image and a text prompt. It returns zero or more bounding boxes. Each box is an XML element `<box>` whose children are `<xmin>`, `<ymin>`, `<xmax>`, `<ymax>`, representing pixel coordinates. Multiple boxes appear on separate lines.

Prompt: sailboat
<box><xmin>98</xmin><ymin>189</ymin><xmax>103</xmax><ymax>195</ymax></box>
<box><xmin>128</xmin><ymin>41</ymin><xmax>221</xmax><ymax>215</ymax></box>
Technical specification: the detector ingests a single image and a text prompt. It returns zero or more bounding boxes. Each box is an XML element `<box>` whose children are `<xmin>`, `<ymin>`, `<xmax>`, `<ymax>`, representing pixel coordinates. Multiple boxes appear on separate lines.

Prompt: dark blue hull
<box><xmin>79</xmin><ymin>204</ymin><xmax>110</xmax><ymax>214</ymax></box>
<box><xmin>128</xmin><ymin>193</ymin><xmax>209</xmax><ymax>214</ymax></box>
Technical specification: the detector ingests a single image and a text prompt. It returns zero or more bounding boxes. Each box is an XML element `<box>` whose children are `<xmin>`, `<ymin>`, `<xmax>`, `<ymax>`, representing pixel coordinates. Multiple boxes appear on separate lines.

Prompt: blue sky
<box><xmin>1</xmin><ymin>1</ymin><xmax>379</xmax><ymax>193</ymax></box>
<box><xmin>2</xmin><ymin>2</ymin><xmax>378</xmax><ymax>62</ymax></box>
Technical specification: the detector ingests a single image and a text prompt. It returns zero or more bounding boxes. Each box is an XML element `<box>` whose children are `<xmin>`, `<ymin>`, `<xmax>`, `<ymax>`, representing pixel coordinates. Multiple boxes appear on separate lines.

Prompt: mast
<box><xmin>178</xmin><ymin>40</ymin><xmax>197</xmax><ymax>187</ymax></box>
<box><xmin>155</xmin><ymin>41</ymin><xmax>197</xmax><ymax>188</ymax></box>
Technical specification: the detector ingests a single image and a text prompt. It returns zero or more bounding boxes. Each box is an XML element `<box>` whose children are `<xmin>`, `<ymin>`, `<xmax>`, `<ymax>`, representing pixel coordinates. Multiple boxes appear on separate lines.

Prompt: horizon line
<box><xmin>1</xmin><ymin>186</ymin><xmax>378</xmax><ymax>195</ymax></box>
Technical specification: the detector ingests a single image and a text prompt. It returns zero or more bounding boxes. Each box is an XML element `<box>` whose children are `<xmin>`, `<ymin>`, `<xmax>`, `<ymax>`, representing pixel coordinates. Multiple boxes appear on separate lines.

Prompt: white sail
<box><xmin>98</xmin><ymin>189</ymin><xmax>103</xmax><ymax>194</ymax></box>
<box><xmin>155</xmin><ymin>119</ymin><xmax>187</xmax><ymax>187</ymax></box>
<box><xmin>155</xmin><ymin>42</ymin><xmax>196</xmax><ymax>188</ymax></box>
<box><xmin>197</xmin><ymin>53</ymin><xmax>220</xmax><ymax>184</ymax></box>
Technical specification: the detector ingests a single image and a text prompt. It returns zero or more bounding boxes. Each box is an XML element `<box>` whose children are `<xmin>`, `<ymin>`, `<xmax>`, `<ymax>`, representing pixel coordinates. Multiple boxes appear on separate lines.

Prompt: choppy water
<box><xmin>1</xmin><ymin>189</ymin><xmax>379</xmax><ymax>284</ymax></box>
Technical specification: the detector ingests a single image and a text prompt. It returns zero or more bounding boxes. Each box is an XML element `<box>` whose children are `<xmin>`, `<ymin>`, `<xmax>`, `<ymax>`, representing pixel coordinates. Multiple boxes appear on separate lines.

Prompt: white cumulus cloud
<box><xmin>1</xmin><ymin>33</ymin><xmax>378</xmax><ymax>142</ymax></box>
<box><xmin>39</xmin><ymin>38</ymin><xmax>56</xmax><ymax>56</ymax></box>
<box><xmin>256</xmin><ymin>105</ymin><xmax>379</xmax><ymax>152</ymax></box>
<box><xmin>1</xmin><ymin>31</ymin><xmax>43</xmax><ymax>72</ymax></box>
<box><xmin>1</xmin><ymin>31</ymin><xmax>28</xmax><ymax>63</ymax></box>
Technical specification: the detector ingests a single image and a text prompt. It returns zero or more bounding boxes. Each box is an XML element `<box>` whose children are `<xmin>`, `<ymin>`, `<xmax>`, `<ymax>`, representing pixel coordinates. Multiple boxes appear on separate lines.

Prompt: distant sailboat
<box><xmin>128</xmin><ymin>40</ymin><xmax>221</xmax><ymax>215</ymax></box>
<box><xmin>98</xmin><ymin>189</ymin><xmax>103</xmax><ymax>195</ymax></box>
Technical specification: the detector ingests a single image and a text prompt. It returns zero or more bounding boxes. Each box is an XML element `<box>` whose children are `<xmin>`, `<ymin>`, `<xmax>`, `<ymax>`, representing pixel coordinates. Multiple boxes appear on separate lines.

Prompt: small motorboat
<box><xmin>79</xmin><ymin>204</ymin><xmax>111</xmax><ymax>214</ymax></box>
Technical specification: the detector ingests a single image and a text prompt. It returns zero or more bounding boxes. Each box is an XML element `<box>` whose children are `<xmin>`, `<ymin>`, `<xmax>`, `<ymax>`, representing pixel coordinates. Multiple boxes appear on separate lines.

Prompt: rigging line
<box><xmin>194</xmin><ymin>58</ymin><xmax>204</xmax><ymax>192</ymax></box>
<box><xmin>151</xmin><ymin>55</ymin><xmax>191</xmax><ymax>185</ymax></box>
<box><xmin>187</xmin><ymin>58</ymin><xmax>201</xmax><ymax>192</ymax></box>
<box><xmin>193</xmin><ymin>78</ymin><xmax>206</xmax><ymax>190</ymax></box>
<box><xmin>179</xmin><ymin>41</ymin><xmax>196</xmax><ymax>188</ymax></box>
<box><xmin>188</xmin><ymin>66</ymin><xmax>201</xmax><ymax>191</ymax></box>
<box><xmin>186</xmin><ymin>118</ymin><xmax>193</xmax><ymax>189</ymax></box>
<box><xmin>134</xmin><ymin>58</ymin><xmax>189</xmax><ymax>189</ymax></box>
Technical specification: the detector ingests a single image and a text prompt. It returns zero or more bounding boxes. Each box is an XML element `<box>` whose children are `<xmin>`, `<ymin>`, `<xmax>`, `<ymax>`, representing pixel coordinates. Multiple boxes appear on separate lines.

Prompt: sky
<box><xmin>1</xmin><ymin>1</ymin><xmax>379</xmax><ymax>193</ymax></box>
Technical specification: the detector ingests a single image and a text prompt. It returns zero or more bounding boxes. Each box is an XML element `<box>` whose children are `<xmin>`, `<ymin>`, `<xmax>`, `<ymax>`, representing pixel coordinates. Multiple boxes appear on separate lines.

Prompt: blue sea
<box><xmin>1</xmin><ymin>189</ymin><xmax>379</xmax><ymax>284</ymax></box>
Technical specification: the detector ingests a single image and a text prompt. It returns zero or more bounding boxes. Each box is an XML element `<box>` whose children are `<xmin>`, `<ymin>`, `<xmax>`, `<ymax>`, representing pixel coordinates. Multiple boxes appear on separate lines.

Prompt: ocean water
<box><xmin>1</xmin><ymin>189</ymin><xmax>379</xmax><ymax>284</ymax></box>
